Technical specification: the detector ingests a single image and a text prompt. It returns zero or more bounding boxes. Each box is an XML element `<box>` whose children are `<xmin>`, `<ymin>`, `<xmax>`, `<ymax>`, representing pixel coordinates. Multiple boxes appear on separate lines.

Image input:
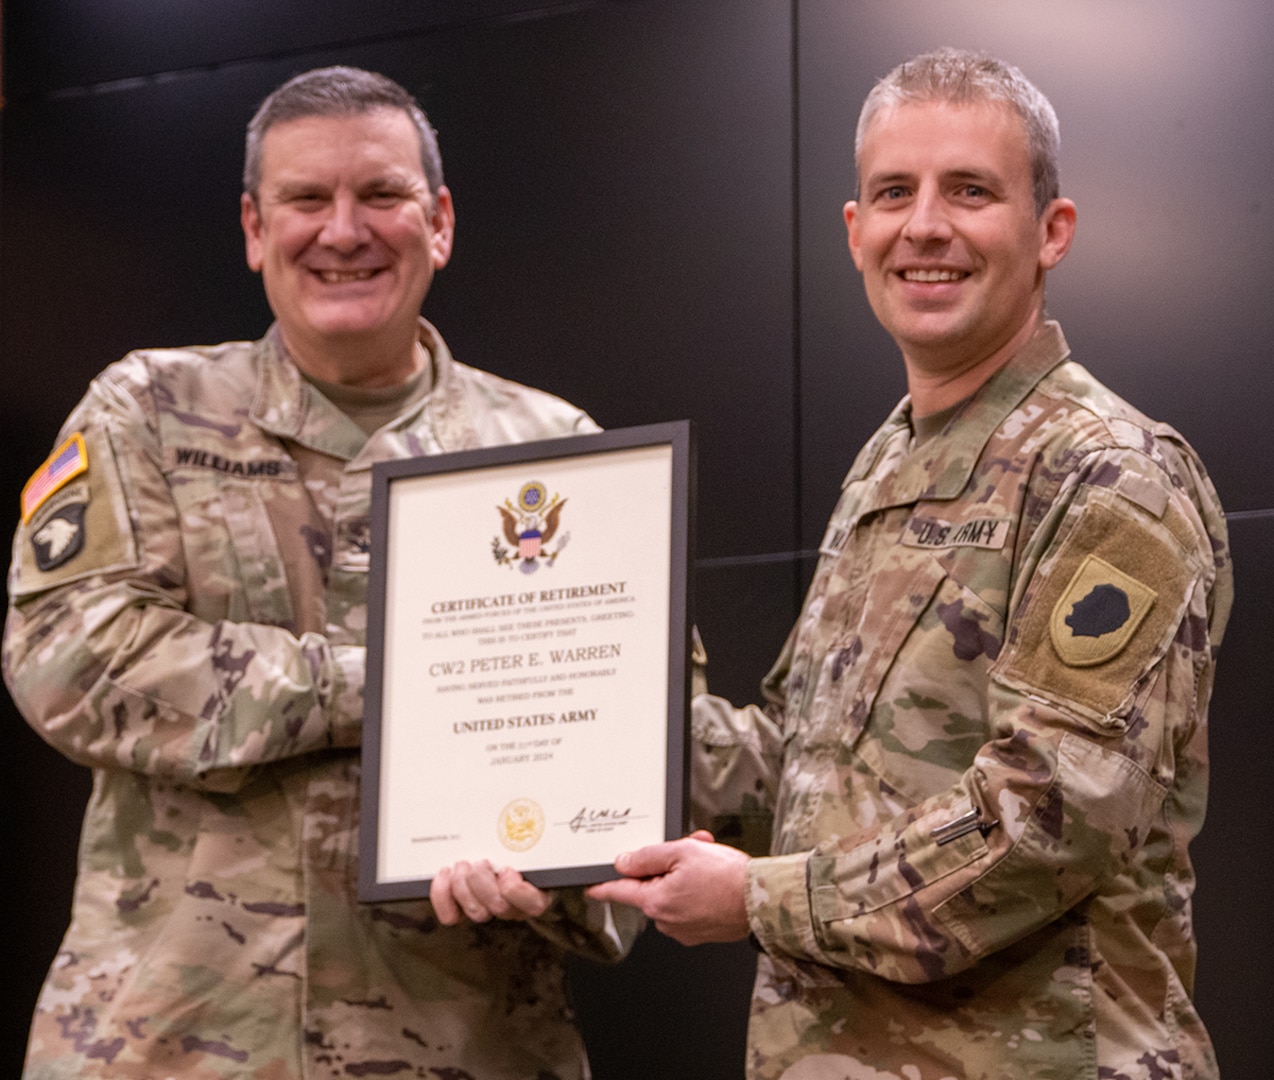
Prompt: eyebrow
<box><xmin>863</xmin><ymin>167</ymin><xmax>1004</xmax><ymax>190</ymax></box>
<box><xmin>942</xmin><ymin>167</ymin><xmax>1003</xmax><ymax>186</ymax></box>
<box><xmin>272</xmin><ymin>181</ymin><xmax>319</xmax><ymax>194</ymax></box>
<box><xmin>268</xmin><ymin>173</ymin><xmax>422</xmax><ymax>199</ymax></box>
<box><xmin>357</xmin><ymin>173</ymin><xmax>419</xmax><ymax>191</ymax></box>
<box><xmin>862</xmin><ymin>170</ymin><xmax>914</xmax><ymax>189</ymax></box>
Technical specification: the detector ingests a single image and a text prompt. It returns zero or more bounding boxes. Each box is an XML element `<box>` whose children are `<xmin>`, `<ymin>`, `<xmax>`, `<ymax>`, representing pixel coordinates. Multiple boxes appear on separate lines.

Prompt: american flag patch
<box><xmin>22</xmin><ymin>433</ymin><xmax>89</xmax><ymax>523</ymax></box>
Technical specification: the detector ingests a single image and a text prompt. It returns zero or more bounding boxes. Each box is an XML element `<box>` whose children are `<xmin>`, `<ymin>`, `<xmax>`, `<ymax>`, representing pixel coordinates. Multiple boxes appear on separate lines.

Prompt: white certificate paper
<box><xmin>359</xmin><ymin>423</ymin><xmax>691</xmax><ymax>901</ymax></box>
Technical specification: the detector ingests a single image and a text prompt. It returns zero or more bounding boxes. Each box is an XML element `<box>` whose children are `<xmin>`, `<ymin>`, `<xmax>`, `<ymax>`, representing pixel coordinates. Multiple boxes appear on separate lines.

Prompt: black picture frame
<box><xmin>358</xmin><ymin>421</ymin><xmax>693</xmax><ymax>902</ymax></box>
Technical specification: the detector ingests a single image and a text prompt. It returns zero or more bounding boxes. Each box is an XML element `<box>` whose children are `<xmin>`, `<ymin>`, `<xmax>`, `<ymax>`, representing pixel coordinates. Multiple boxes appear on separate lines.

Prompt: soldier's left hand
<box><xmin>431</xmin><ymin>860</ymin><xmax>554</xmax><ymax>924</ymax></box>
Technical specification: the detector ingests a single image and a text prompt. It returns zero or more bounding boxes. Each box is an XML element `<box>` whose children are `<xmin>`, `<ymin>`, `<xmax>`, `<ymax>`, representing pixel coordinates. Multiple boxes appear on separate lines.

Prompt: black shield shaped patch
<box><xmin>32</xmin><ymin>502</ymin><xmax>87</xmax><ymax>571</ymax></box>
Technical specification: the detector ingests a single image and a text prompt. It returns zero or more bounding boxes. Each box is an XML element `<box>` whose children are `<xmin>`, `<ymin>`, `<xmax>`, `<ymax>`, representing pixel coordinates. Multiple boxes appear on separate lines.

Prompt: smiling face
<box><xmin>844</xmin><ymin>98</ymin><xmax>1074</xmax><ymax>402</ymax></box>
<box><xmin>241</xmin><ymin>107</ymin><xmax>454</xmax><ymax>385</ymax></box>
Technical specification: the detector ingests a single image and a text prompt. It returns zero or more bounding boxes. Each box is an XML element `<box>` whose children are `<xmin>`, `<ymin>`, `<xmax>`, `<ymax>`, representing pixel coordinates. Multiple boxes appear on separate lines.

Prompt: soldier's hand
<box><xmin>432</xmin><ymin>860</ymin><xmax>553</xmax><ymax>925</ymax></box>
<box><xmin>587</xmin><ymin>830</ymin><xmax>750</xmax><ymax>946</ymax></box>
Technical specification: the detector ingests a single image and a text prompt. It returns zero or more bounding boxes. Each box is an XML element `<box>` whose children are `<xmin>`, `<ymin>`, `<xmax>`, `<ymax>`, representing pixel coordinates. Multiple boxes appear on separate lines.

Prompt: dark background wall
<box><xmin>2</xmin><ymin>1</ymin><xmax>1269</xmax><ymax>1076</ymax></box>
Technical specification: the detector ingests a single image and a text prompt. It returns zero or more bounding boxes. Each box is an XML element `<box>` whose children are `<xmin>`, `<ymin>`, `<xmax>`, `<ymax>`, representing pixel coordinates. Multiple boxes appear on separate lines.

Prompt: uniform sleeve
<box><xmin>2</xmin><ymin>371</ymin><xmax>363</xmax><ymax>794</ymax></box>
<box><xmin>744</xmin><ymin>445</ymin><xmax>1232</xmax><ymax>983</ymax></box>
<box><xmin>689</xmin><ymin>624</ymin><xmax>788</xmax><ymax>856</ymax></box>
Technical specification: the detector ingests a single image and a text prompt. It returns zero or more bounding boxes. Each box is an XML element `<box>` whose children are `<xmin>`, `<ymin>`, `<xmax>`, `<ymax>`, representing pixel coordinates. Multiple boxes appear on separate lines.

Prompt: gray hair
<box><xmin>243</xmin><ymin>66</ymin><xmax>443</xmax><ymax>199</ymax></box>
<box><xmin>855</xmin><ymin>48</ymin><xmax>1060</xmax><ymax>216</ymax></box>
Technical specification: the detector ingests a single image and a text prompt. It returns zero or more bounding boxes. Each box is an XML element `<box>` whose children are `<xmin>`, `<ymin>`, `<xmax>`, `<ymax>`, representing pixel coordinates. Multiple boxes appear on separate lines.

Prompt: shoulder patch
<box><xmin>21</xmin><ymin>433</ymin><xmax>88</xmax><ymax>523</ymax></box>
<box><xmin>31</xmin><ymin>502</ymin><xmax>88</xmax><ymax>571</ymax></box>
<box><xmin>991</xmin><ymin>488</ymin><xmax>1195</xmax><ymax>726</ymax></box>
<box><xmin>11</xmin><ymin>427</ymin><xmax>140</xmax><ymax>598</ymax></box>
<box><xmin>1049</xmin><ymin>554</ymin><xmax>1157</xmax><ymax>667</ymax></box>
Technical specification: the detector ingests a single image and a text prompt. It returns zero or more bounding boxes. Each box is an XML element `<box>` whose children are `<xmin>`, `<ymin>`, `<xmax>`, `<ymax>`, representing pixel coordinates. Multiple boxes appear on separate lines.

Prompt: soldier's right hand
<box><xmin>431</xmin><ymin>859</ymin><xmax>554</xmax><ymax>924</ymax></box>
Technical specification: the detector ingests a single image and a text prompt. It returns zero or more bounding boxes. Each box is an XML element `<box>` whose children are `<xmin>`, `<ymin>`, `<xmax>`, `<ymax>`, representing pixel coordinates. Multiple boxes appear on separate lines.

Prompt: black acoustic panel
<box><xmin>0</xmin><ymin>699</ymin><xmax>91</xmax><ymax>1080</ymax></box>
<box><xmin>0</xmin><ymin>73</ymin><xmax>270</xmax><ymax>423</ymax></box>
<box><xmin>1</xmin><ymin>0</ymin><xmax>797</xmax><ymax>559</ymax></box>
<box><xmin>693</xmin><ymin>557</ymin><xmax>804</xmax><ymax>709</ymax></box>
<box><xmin>2</xmin><ymin>0</ymin><xmax>591</xmax><ymax>101</ymax></box>
<box><xmin>796</xmin><ymin>0</ymin><xmax>1274</xmax><ymax>548</ymax></box>
<box><xmin>569</xmin><ymin>928</ymin><xmax>754</xmax><ymax>1080</ymax></box>
<box><xmin>405</xmin><ymin>2</ymin><xmax>796</xmax><ymax>558</ymax></box>
<box><xmin>1191</xmin><ymin>513</ymin><xmax>1274</xmax><ymax>1078</ymax></box>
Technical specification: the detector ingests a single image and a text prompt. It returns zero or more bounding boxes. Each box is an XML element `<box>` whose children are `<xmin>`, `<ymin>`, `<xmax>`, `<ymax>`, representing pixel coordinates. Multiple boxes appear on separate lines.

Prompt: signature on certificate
<box><xmin>569</xmin><ymin>805</ymin><xmax>633</xmax><ymax>833</ymax></box>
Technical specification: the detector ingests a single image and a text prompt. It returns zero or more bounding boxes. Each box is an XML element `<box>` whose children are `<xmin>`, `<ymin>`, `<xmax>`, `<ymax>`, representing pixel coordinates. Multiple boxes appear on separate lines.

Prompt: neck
<box><xmin>282</xmin><ymin>325</ymin><xmax>424</xmax><ymax>389</ymax></box>
<box><xmin>904</xmin><ymin>309</ymin><xmax>1044</xmax><ymax>418</ymax></box>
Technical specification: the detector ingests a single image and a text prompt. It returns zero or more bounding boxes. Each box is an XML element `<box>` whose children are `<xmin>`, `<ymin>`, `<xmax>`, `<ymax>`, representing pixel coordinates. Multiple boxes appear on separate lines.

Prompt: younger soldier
<box><xmin>591</xmin><ymin>48</ymin><xmax>1232</xmax><ymax>1080</ymax></box>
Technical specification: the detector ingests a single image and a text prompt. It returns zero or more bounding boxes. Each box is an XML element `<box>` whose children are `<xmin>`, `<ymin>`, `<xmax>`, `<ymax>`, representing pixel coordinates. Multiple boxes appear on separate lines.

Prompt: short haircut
<box><xmin>856</xmin><ymin>47</ymin><xmax>1061</xmax><ymax>216</ymax></box>
<box><xmin>243</xmin><ymin>66</ymin><xmax>443</xmax><ymax>199</ymax></box>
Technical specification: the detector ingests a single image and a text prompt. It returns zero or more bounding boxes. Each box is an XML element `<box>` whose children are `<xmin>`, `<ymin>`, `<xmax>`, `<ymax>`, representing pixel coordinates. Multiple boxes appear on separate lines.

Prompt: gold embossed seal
<box><xmin>498</xmin><ymin>798</ymin><xmax>545</xmax><ymax>852</ymax></box>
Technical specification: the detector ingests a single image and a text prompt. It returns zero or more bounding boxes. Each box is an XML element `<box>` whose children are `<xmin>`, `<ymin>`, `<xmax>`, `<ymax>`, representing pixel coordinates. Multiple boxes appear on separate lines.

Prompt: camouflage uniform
<box><xmin>693</xmin><ymin>323</ymin><xmax>1232</xmax><ymax>1080</ymax></box>
<box><xmin>4</xmin><ymin>320</ymin><xmax>639</xmax><ymax>1080</ymax></box>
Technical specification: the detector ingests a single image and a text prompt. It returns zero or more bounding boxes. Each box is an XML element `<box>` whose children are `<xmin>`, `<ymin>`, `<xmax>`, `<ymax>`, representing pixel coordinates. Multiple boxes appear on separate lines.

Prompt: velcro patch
<box><xmin>991</xmin><ymin>489</ymin><xmax>1194</xmax><ymax>726</ymax></box>
<box><xmin>21</xmin><ymin>433</ymin><xmax>88</xmax><ymax>523</ymax></box>
<box><xmin>11</xmin><ymin>427</ymin><xmax>140</xmax><ymax>597</ymax></box>
<box><xmin>902</xmin><ymin>515</ymin><xmax>1010</xmax><ymax>551</ymax></box>
<box><xmin>1050</xmin><ymin>554</ymin><xmax>1157</xmax><ymax>667</ymax></box>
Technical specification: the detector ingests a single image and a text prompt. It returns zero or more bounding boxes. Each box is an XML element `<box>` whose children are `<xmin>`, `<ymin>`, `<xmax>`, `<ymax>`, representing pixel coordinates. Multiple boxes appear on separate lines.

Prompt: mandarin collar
<box><xmin>843</xmin><ymin>320</ymin><xmax>1072</xmax><ymax>510</ymax></box>
<box><xmin>248</xmin><ymin>319</ymin><xmax>479</xmax><ymax>462</ymax></box>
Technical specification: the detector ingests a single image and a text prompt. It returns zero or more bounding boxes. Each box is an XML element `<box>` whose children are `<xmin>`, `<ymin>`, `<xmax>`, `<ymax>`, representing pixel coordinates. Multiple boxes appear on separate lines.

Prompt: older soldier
<box><xmin>5</xmin><ymin>66</ymin><xmax>636</xmax><ymax>1078</ymax></box>
<box><xmin>591</xmin><ymin>48</ymin><xmax>1232</xmax><ymax>1080</ymax></box>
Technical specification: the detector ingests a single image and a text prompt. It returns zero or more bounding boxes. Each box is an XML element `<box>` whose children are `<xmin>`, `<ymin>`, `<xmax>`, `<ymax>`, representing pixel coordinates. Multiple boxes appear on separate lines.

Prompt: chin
<box><xmin>302</xmin><ymin>308</ymin><xmax>397</xmax><ymax>339</ymax></box>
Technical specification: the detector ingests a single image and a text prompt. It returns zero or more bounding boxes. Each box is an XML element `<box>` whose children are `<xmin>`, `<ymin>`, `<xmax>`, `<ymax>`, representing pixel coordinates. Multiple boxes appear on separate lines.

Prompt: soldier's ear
<box><xmin>1038</xmin><ymin>197</ymin><xmax>1076</xmax><ymax>272</ymax></box>
<box><xmin>844</xmin><ymin>200</ymin><xmax>865</xmax><ymax>271</ymax></box>
<box><xmin>428</xmin><ymin>187</ymin><xmax>455</xmax><ymax>270</ymax></box>
<box><xmin>242</xmin><ymin>193</ymin><xmax>265</xmax><ymax>273</ymax></box>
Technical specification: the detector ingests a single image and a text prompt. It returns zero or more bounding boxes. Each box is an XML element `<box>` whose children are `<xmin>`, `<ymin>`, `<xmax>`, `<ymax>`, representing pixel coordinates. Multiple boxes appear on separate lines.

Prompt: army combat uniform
<box><xmin>4</xmin><ymin>320</ymin><xmax>639</xmax><ymax>1080</ymax></box>
<box><xmin>693</xmin><ymin>323</ymin><xmax>1232</xmax><ymax>1080</ymax></box>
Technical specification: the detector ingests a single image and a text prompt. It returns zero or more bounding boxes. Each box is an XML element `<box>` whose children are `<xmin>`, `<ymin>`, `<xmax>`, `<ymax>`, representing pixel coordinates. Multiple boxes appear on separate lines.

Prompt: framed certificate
<box><xmin>358</xmin><ymin>422</ymin><xmax>692</xmax><ymax>902</ymax></box>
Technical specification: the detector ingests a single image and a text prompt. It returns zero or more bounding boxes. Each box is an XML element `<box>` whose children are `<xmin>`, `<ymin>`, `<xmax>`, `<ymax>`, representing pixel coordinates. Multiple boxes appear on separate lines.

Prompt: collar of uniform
<box><xmin>413</xmin><ymin>318</ymin><xmax>482</xmax><ymax>455</ymax></box>
<box><xmin>844</xmin><ymin>320</ymin><xmax>1071</xmax><ymax>510</ymax></box>
<box><xmin>352</xmin><ymin>319</ymin><xmax>484</xmax><ymax>465</ymax></box>
<box><xmin>248</xmin><ymin>327</ymin><xmax>366</xmax><ymax>460</ymax></box>
<box><xmin>249</xmin><ymin>320</ymin><xmax>482</xmax><ymax>461</ymax></box>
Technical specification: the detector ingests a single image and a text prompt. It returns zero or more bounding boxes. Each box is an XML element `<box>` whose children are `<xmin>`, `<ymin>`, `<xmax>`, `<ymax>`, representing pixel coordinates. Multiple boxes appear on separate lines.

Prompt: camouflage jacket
<box><xmin>4</xmin><ymin>321</ymin><xmax>640</xmax><ymax>1080</ymax></box>
<box><xmin>693</xmin><ymin>323</ymin><xmax>1232</xmax><ymax>1080</ymax></box>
